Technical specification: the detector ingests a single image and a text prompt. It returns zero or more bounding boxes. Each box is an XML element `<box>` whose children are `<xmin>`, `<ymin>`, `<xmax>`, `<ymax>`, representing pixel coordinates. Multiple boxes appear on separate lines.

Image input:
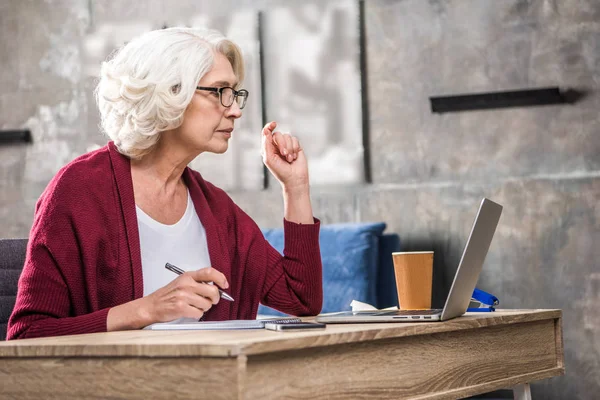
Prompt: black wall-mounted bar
<box><xmin>358</xmin><ymin>0</ymin><xmax>372</xmax><ymax>184</ymax></box>
<box><xmin>258</xmin><ymin>11</ymin><xmax>270</xmax><ymax>190</ymax></box>
<box><xmin>0</xmin><ymin>129</ymin><xmax>32</xmax><ymax>144</ymax></box>
<box><xmin>430</xmin><ymin>87</ymin><xmax>568</xmax><ymax>113</ymax></box>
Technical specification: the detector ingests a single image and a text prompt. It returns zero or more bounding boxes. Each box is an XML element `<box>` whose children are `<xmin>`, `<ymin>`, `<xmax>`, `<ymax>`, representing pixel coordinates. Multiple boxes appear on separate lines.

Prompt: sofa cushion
<box><xmin>0</xmin><ymin>239</ymin><xmax>28</xmax><ymax>340</ymax></box>
<box><xmin>260</xmin><ymin>222</ymin><xmax>387</xmax><ymax>316</ymax></box>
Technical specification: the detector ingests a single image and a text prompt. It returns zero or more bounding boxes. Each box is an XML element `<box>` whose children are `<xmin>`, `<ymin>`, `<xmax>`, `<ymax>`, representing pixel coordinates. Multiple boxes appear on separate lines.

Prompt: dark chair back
<box><xmin>0</xmin><ymin>239</ymin><xmax>27</xmax><ymax>340</ymax></box>
<box><xmin>376</xmin><ymin>233</ymin><xmax>401</xmax><ymax>309</ymax></box>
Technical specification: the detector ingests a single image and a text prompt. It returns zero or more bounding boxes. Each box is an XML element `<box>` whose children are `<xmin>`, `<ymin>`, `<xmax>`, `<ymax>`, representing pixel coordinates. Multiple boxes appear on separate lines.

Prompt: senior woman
<box><xmin>7</xmin><ymin>27</ymin><xmax>322</xmax><ymax>339</ymax></box>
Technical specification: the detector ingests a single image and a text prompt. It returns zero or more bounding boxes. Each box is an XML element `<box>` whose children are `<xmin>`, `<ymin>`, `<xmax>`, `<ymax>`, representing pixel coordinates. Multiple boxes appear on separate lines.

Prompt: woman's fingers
<box><xmin>184</xmin><ymin>288</ymin><xmax>215</xmax><ymax>313</ymax></box>
<box><xmin>185</xmin><ymin>268</ymin><xmax>226</xmax><ymax>306</ymax></box>
<box><xmin>272</xmin><ymin>131</ymin><xmax>287</xmax><ymax>156</ymax></box>
<box><xmin>261</xmin><ymin>121</ymin><xmax>303</xmax><ymax>165</ymax></box>
<box><xmin>169</xmin><ymin>280</ymin><xmax>217</xmax><ymax>317</ymax></box>
<box><xmin>283</xmin><ymin>134</ymin><xmax>294</xmax><ymax>162</ymax></box>
<box><xmin>262</xmin><ymin>121</ymin><xmax>277</xmax><ymax>135</ymax></box>
<box><xmin>183</xmin><ymin>304</ymin><xmax>205</xmax><ymax>320</ymax></box>
<box><xmin>261</xmin><ymin>121</ymin><xmax>277</xmax><ymax>159</ymax></box>
<box><xmin>147</xmin><ymin>268</ymin><xmax>229</xmax><ymax>323</ymax></box>
<box><xmin>190</xmin><ymin>267</ymin><xmax>228</xmax><ymax>289</ymax></box>
<box><xmin>194</xmin><ymin>282</ymin><xmax>220</xmax><ymax>305</ymax></box>
<box><xmin>291</xmin><ymin>136</ymin><xmax>300</xmax><ymax>160</ymax></box>
<box><xmin>272</xmin><ymin>131</ymin><xmax>300</xmax><ymax>163</ymax></box>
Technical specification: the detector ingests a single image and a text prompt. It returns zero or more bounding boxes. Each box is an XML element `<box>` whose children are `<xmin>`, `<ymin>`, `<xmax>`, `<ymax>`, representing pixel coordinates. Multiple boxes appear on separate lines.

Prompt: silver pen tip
<box><xmin>220</xmin><ymin>291</ymin><xmax>235</xmax><ymax>302</ymax></box>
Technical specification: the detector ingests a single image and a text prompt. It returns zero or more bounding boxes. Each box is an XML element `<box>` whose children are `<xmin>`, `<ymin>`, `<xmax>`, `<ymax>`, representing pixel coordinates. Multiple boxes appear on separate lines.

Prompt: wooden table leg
<box><xmin>512</xmin><ymin>383</ymin><xmax>532</xmax><ymax>400</ymax></box>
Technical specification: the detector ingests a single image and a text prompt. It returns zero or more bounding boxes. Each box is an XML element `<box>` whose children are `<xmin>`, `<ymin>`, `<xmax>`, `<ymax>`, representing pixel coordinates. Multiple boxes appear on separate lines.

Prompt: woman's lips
<box><xmin>217</xmin><ymin>129</ymin><xmax>232</xmax><ymax>138</ymax></box>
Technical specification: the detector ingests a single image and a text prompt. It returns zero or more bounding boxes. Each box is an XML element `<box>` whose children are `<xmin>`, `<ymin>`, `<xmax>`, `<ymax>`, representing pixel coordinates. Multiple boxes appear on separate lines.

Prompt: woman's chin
<box><xmin>209</xmin><ymin>143</ymin><xmax>229</xmax><ymax>154</ymax></box>
<box><xmin>194</xmin><ymin>138</ymin><xmax>229</xmax><ymax>155</ymax></box>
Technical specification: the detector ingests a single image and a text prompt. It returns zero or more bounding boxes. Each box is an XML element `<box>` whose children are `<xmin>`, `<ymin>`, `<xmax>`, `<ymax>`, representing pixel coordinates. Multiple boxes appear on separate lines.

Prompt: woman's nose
<box><xmin>225</xmin><ymin>101</ymin><xmax>242</xmax><ymax>119</ymax></box>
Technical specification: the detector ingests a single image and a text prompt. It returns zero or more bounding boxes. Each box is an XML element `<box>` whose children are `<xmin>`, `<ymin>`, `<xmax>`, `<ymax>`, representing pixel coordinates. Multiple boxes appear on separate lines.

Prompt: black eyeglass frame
<box><xmin>196</xmin><ymin>86</ymin><xmax>249</xmax><ymax>109</ymax></box>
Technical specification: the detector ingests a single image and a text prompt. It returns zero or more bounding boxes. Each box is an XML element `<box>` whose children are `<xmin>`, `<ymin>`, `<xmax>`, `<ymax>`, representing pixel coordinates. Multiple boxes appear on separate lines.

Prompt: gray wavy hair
<box><xmin>95</xmin><ymin>27</ymin><xmax>244</xmax><ymax>159</ymax></box>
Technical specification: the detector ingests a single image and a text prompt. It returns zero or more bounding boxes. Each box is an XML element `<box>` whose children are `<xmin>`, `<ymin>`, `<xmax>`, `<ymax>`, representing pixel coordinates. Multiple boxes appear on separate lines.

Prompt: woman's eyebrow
<box><xmin>208</xmin><ymin>80</ymin><xmax>239</xmax><ymax>87</ymax></box>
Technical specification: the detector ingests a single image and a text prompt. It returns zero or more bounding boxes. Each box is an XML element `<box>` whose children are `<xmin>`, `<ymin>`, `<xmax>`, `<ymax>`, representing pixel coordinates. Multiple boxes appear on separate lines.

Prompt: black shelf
<box><xmin>430</xmin><ymin>87</ymin><xmax>570</xmax><ymax>113</ymax></box>
<box><xmin>0</xmin><ymin>130</ymin><xmax>32</xmax><ymax>145</ymax></box>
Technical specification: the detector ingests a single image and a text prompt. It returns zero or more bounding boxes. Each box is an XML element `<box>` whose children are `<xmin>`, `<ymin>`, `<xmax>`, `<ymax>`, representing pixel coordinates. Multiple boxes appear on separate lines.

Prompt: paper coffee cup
<box><xmin>392</xmin><ymin>251</ymin><xmax>433</xmax><ymax>310</ymax></box>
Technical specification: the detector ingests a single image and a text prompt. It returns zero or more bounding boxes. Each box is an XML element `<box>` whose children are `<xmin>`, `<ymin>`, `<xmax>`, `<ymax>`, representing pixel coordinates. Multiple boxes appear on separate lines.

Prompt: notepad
<box><xmin>143</xmin><ymin>317</ymin><xmax>303</xmax><ymax>331</ymax></box>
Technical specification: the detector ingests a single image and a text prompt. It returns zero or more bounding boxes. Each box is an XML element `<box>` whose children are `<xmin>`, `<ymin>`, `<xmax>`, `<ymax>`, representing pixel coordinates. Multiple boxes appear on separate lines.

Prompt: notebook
<box><xmin>143</xmin><ymin>317</ymin><xmax>302</xmax><ymax>330</ymax></box>
<box><xmin>316</xmin><ymin>198</ymin><xmax>503</xmax><ymax>324</ymax></box>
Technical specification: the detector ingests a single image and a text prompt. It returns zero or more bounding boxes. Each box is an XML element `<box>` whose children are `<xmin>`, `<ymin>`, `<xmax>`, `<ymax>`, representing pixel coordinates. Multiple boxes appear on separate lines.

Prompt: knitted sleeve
<box><xmin>7</xmin><ymin>242</ymin><xmax>109</xmax><ymax>339</ymax></box>
<box><xmin>259</xmin><ymin>218</ymin><xmax>323</xmax><ymax>316</ymax></box>
<box><xmin>228</xmin><ymin>198</ymin><xmax>323</xmax><ymax>316</ymax></box>
<box><xmin>7</xmin><ymin>168</ymin><xmax>111</xmax><ymax>340</ymax></box>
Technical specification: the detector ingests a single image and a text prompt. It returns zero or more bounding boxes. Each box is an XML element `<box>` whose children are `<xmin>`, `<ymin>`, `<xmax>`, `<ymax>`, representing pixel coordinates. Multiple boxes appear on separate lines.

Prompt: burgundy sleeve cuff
<box><xmin>283</xmin><ymin>217</ymin><xmax>320</xmax><ymax>255</ymax></box>
<box><xmin>15</xmin><ymin>308</ymin><xmax>110</xmax><ymax>339</ymax></box>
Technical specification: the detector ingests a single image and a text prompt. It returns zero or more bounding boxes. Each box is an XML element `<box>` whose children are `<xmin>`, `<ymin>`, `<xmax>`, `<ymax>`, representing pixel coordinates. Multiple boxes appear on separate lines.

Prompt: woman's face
<box><xmin>173</xmin><ymin>52</ymin><xmax>243</xmax><ymax>155</ymax></box>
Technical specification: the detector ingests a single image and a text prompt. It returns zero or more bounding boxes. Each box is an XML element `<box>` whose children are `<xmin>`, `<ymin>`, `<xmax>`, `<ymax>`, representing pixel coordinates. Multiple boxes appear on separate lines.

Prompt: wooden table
<box><xmin>0</xmin><ymin>310</ymin><xmax>564</xmax><ymax>400</ymax></box>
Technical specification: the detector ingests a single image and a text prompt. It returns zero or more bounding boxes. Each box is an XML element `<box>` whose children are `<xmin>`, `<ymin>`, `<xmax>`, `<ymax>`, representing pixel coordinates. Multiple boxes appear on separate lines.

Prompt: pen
<box><xmin>165</xmin><ymin>262</ymin><xmax>235</xmax><ymax>302</ymax></box>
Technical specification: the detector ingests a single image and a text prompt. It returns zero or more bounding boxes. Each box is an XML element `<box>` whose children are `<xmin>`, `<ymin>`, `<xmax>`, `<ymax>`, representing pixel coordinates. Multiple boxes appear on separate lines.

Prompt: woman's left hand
<box><xmin>261</xmin><ymin>121</ymin><xmax>309</xmax><ymax>191</ymax></box>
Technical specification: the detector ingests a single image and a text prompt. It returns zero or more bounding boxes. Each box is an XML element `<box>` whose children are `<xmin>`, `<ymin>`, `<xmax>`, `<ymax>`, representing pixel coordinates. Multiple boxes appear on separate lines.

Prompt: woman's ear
<box><xmin>170</xmin><ymin>84</ymin><xmax>181</xmax><ymax>95</ymax></box>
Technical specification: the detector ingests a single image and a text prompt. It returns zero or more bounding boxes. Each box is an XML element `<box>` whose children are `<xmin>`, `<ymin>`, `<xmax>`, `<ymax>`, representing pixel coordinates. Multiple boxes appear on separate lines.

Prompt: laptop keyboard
<box><xmin>394</xmin><ymin>309</ymin><xmax>443</xmax><ymax>315</ymax></box>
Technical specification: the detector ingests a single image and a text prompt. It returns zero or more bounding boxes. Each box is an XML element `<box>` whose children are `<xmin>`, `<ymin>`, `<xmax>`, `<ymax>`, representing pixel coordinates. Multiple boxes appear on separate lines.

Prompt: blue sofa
<box><xmin>259</xmin><ymin>222</ymin><xmax>401</xmax><ymax>316</ymax></box>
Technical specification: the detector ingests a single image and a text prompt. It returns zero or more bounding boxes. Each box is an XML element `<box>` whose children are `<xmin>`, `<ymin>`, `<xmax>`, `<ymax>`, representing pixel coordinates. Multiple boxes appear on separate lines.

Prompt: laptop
<box><xmin>316</xmin><ymin>198</ymin><xmax>503</xmax><ymax>324</ymax></box>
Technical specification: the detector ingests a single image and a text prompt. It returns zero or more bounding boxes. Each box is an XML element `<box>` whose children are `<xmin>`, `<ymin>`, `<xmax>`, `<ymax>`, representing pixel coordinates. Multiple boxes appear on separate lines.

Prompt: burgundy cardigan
<box><xmin>7</xmin><ymin>142</ymin><xmax>322</xmax><ymax>339</ymax></box>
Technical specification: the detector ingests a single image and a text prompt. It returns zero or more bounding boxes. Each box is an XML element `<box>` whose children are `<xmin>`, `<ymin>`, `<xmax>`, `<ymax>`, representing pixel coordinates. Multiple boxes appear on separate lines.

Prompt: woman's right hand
<box><xmin>143</xmin><ymin>268</ymin><xmax>229</xmax><ymax>322</ymax></box>
<box><xmin>107</xmin><ymin>267</ymin><xmax>229</xmax><ymax>331</ymax></box>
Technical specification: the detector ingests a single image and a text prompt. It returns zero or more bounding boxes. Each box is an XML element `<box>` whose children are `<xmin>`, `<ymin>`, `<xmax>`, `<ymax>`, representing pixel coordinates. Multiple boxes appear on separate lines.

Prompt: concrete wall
<box><xmin>1</xmin><ymin>0</ymin><xmax>598</xmax><ymax>398</ymax></box>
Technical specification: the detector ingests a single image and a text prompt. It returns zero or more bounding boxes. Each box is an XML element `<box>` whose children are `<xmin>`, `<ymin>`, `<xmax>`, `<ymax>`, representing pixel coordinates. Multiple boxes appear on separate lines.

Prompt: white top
<box><xmin>136</xmin><ymin>190</ymin><xmax>211</xmax><ymax>296</ymax></box>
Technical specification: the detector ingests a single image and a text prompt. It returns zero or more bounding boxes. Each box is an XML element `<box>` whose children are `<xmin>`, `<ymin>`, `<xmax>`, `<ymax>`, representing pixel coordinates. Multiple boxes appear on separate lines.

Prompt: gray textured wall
<box><xmin>1</xmin><ymin>0</ymin><xmax>598</xmax><ymax>399</ymax></box>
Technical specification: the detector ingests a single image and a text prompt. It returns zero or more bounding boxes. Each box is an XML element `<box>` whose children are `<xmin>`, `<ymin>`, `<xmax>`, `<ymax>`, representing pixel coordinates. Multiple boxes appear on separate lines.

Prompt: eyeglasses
<box><xmin>196</xmin><ymin>86</ymin><xmax>249</xmax><ymax>109</ymax></box>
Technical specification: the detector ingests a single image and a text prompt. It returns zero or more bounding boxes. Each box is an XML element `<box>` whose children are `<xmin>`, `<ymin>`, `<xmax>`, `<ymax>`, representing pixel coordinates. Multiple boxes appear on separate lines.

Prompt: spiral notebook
<box><xmin>143</xmin><ymin>317</ymin><xmax>303</xmax><ymax>331</ymax></box>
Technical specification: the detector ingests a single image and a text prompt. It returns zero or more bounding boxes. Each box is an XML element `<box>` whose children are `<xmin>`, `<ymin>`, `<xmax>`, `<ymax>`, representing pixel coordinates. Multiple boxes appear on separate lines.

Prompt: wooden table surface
<box><xmin>0</xmin><ymin>309</ymin><xmax>564</xmax><ymax>400</ymax></box>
